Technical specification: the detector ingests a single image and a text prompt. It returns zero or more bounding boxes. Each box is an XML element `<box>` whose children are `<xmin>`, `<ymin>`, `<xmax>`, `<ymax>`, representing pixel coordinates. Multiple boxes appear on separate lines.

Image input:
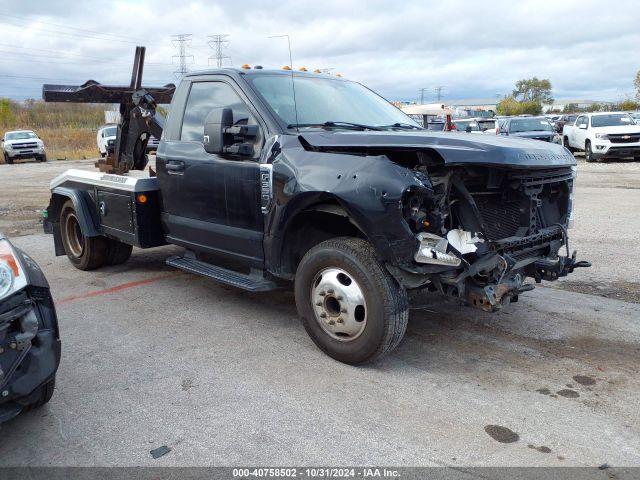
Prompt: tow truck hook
<box><xmin>533</xmin><ymin>250</ymin><xmax>591</xmax><ymax>283</ymax></box>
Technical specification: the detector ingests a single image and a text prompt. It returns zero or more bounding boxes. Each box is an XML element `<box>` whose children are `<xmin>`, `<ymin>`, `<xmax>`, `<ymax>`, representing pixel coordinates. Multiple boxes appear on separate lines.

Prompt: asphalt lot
<box><xmin>0</xmin><ymin>158</ymin><xmax>639</xmax><ymax>467</ymax></box>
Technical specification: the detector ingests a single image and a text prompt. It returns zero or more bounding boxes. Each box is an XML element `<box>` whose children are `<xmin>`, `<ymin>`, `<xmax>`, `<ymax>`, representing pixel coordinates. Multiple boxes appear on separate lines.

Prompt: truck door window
<box><xmin>181</xmin><ymin>81</ymin><xmax>256</xmax><ymax>142</ymax></box>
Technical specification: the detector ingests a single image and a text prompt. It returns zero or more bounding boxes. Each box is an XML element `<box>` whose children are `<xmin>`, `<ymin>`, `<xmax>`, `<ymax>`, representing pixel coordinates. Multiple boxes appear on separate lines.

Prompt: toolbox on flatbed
<box><xmin>45</xmin><ymin>169</ymin><xmax>165</xmax><ymax>250</ymax></box>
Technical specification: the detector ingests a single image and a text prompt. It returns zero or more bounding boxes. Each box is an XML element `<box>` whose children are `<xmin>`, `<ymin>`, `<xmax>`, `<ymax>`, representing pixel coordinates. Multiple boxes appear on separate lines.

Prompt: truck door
<box><xmin>574</xmin><ymin>115</ymin><xmax>588</xmax><ymax>148</ymax></box>
<box><xmin>157</xmin><ymin>79</ymin><xmax>265</xmax><ymax>268</ymax></box>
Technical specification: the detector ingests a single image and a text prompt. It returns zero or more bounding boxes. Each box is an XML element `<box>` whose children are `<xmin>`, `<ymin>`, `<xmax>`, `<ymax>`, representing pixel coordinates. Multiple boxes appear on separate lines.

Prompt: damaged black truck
<box><xmin>42</xmin><ymin>47</ymin><xmax>589</xmax><ymax>364</ymax></box>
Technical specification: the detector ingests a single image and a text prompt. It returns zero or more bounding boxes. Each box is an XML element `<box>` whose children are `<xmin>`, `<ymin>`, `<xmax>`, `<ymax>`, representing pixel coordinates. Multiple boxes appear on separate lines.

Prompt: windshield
<box><xmin>249</xmin><ymin>75</ymin><xmax>421</xmax><ymax>129</ymax></box>
<box><xmin>591</xmin><ymin>114</ymin><xmax>635</xmax><ymax>127</ymax></box>
<box><xmin>103</xmin><ymin>127</ymin><xmax>117</xmax><ymax>137</ymax></box>
<box><xmin>5</xmin><ymin>131</ymin><xmax>37</xmax><ymax>140</ymax></box>
<box><xmin>478</xmin><ymin>120</ymin><xmax>495</xmax><ymax>130</ymax></box>
<box><xmin>509</xmin><ymin>118</ymin><xmax>553</xmax><ymax>133</ymax></box>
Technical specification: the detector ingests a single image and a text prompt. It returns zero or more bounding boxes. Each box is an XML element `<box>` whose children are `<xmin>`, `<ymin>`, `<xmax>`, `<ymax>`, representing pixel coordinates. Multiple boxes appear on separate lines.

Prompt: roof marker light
<box><xmin>241</xmin><ymin>64</ymin><xmax>251</xmax><ymax>70</ymax></box>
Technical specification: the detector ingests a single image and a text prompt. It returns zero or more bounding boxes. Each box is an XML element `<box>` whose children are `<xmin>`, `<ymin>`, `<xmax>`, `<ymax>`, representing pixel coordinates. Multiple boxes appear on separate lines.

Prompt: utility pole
<box><xmin>418</xmin><ymin>88</ymin><xmax>428</xmax><ymax>104</ymax></box>
<box><xmin>207</xmin><ymin>34</ymin><xmax>231</xmax><ymax>68</ymax></box>
<box><xmin>171</xmin><ymin>34</ymin><xmax>194</xmax><ymax>78</ymax></box>
<box><xmin>434</xmin><ymin>86</ymin><xmax>445</xmax><ymax>102</ymax></box>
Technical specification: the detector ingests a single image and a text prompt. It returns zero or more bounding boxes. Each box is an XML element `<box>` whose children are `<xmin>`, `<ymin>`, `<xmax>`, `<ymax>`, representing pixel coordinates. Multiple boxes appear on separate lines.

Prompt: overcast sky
<box><xmin>1</xmin><ymin>0</ymin><xmax>638</xmax><ymax>103</ymax></box>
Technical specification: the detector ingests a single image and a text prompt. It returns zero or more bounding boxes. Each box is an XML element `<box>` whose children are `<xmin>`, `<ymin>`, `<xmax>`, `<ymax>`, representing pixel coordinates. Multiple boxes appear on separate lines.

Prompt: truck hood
<box><xmin>510</xmin><ymin>130</ymin><xmax>555</xmax><ymax>139</ymax></box>
<box><xmin>591</xmin><ymin>125</ymin><xmax>640</xmax><ymax>134</ymax></box>
<box><xmin>298</xmin><ymin>130</ymin><xmax>575</xmax><ymax>168</ymax></box>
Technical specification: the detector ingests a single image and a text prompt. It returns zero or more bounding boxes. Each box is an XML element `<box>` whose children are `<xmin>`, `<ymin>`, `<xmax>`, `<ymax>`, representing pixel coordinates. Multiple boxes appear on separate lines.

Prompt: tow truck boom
<box><xmin>42</xmin><ymin>46</ymin><xmax>175</xmax><ymax>173</ymax></box>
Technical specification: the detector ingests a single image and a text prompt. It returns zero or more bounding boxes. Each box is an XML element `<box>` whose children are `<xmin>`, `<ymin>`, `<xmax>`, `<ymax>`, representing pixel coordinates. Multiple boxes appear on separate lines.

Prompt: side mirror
<box><xmin>465</xmin><ymin>126</ymin><xmax>472</xmax><ymax>133</ymax></box>
<box><xmin>203</xmin><ymin>107</ymin><xmax>233</xmax><ymax>154</ymax></box>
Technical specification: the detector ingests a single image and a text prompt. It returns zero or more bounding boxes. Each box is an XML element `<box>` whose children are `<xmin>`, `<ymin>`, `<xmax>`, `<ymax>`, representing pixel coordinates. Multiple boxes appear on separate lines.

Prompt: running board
<box><xmin>166</xmin><ymin>255</ymin><xmax>278</xmax><ymax>292</ymax></box>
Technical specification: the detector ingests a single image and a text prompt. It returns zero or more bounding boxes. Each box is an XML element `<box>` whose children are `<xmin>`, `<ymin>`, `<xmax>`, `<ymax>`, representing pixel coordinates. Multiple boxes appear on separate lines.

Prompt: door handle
<box><xmin>165</xmin><ymin>161</ymin><xmax>185</xmax><ymax>173</ymax></box>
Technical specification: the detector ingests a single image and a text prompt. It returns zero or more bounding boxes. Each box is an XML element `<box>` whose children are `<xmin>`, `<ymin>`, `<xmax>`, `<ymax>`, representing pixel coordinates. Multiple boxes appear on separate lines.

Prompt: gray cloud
<box><xmin>0</xmin><ymin>0</ymin><xmax>638</xmax><ymax>102</ymax></box>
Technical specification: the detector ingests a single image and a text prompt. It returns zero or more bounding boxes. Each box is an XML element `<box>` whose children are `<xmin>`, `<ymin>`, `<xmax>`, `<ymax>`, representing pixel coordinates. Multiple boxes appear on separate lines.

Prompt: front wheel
<box><xmin>294</xmin><ymin>237</ymin><xmax>408</xmax><ymax>364</ymax></box>
<box><xmin>20</xmin><ymin>377</ymin><xmax>56</xmax><ymax>413</ymax></box>
<box><xmin>585</xmin><ymin>141</ymin><xmax>595</xmax><ymax>162</ymax></box>
<box><xmin>4</xmin><ymin>153</ymin><xmax>13</xmax><ymax>165</ymax></box>
<box><xmin>37</xmin><ymin>154</ymin><xmax>47</xmax><ymax>162</ymax></box>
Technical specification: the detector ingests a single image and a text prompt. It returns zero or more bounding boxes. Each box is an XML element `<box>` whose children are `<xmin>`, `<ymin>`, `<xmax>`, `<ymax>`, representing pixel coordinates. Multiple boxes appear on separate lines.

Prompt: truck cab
<box><xmin>43</xmin><ymin>61</ymin><xmax>590</xmax><ymax>364</ymax></box>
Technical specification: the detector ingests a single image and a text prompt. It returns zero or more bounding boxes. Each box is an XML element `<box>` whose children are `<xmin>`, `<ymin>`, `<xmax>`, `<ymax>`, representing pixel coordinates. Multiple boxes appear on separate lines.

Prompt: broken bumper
<box><xmin>0</xmin><ymin>290</ymin><xmax>61</xmax><ymax>423</ymax></box>
<box><xmin>397</xmin><ymin>228</ymin><xmax>591</xmax><ymax>312</ymax></box>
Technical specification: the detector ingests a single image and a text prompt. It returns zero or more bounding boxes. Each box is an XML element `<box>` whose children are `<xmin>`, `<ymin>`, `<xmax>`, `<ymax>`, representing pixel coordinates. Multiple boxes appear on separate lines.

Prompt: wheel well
<box><xmin>280</xmin><ymin>204</ymin><xmax>366</xmax><ymax>276</ymax></box>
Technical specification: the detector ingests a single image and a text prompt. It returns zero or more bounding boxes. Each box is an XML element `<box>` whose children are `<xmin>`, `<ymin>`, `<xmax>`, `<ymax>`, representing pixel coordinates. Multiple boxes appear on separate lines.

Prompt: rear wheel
<box><xmin>585</xmin><ymin>141</ymin><xmax>595</xmax><ymax>162</ymax></box>
<box><xmin>106</xmin><ymin>239</ymin><xmax>133</xmax><ymax>265</ymax></box>
<box><xmin>294</xmin><ymin>237</ymin><xmax>408</xmax><ymax>364</ymax></box>
<box><xmin>60</xmin><ymin>200</ymin><xmax>108</xmax><ymax>270</ymax></box>
<box><xmin>563</xmin><ymin>136</ymin><xmax>575</xmax><ymax>153</ymax></box>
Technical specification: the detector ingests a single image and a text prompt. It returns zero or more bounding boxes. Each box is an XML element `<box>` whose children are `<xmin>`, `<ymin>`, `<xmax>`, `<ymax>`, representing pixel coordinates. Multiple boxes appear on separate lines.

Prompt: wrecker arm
<box><xmin>42</xmin><ymin>46</ymin><xmax>175</xmax><ymax>173</ymax></box>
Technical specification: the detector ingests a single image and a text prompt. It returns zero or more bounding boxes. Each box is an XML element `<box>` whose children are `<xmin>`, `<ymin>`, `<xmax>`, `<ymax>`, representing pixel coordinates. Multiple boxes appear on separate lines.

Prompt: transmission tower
<box><xmin>171</xmin><ymin>34</ymin><xmax>194</xmax><ymax>78</ymax></box>
<box><xmin>418</xmin><ymin>88</ymin><xmax>428</xmax><ymax>104</ymax></box>
<box><xmin>434</xmin><ymin>86</ymin><xmax>445</xmax><ymax>102</ymax></box>
<box><xmin>208</xmin><ymin>34</ymin><xmax>231</xmax><ymax>67</ymax></box>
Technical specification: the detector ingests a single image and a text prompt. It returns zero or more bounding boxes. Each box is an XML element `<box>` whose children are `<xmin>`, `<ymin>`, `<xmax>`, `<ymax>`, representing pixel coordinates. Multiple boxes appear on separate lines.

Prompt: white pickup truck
<box><xmin>562</xmin><ymin>112</ymin><xmax>640</xmax><ymax>162</ymax></box>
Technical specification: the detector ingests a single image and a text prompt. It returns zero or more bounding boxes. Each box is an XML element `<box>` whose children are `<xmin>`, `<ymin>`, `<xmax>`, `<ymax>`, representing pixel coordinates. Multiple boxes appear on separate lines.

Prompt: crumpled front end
<box><xmin>0</xmin><ymin>238</ymin><xmax>60</xmax><ymax>423</ymax></box>
<box><xmin>391</xmin><ymin>152</ymin><xmax>590</xmax><ymax>311</ymax></box>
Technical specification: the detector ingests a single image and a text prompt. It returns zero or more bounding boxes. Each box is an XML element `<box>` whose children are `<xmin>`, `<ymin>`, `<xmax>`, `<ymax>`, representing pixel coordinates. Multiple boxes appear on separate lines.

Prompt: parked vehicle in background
<box><xmin>0</xmin><ymin>233</ymin><xmax>60</xmax><ymax>423</ymax></box>
<box><xmin>453</xmin><ymin>118</ymin><xmax>496</xmax><ymax>134</ymax></box>
<box><xmin>2</xmin><ymin>130</ymin><xmax>47</xmax><ymax>164</ymax></box>
<box><xmin>554</xmin><ymin>114</ymin><xmax>578</xmax><ymax>133</ymax></box>
<box><xmin>97</xmin><ymin>125</ymin><xmax>117</xmax><ymax>157</ymax></box>
<box><xmin>562</xmin><ymin>112</ymin><xmax>640</xmax><ymax>162</ymax></box>
<box><xmin>497</xmin><ymin>116</ymin><xmax>561</xmax><ymax>143</ymax></box>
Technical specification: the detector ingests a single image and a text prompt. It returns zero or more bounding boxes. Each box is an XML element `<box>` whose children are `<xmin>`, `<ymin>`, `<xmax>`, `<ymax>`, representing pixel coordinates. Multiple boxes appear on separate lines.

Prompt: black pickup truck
<box><xmin>42</xmin><ymin>48</ymin><xmax>588</xmax><ymax>364</ymax></box>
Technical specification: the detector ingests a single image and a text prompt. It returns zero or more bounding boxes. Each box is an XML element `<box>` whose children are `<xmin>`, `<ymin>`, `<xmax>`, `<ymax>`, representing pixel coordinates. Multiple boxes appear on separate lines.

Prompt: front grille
<box><xmin>608</xmin><ymin>133</ymin><xmax>640</xmax><ymax>144</ymax></box>
<box><xmin>475</xmin><ymin>197</ymin><xmax>523</xmax><ymax>239</ymax></box>
<box><xmin>531</xmin><ymin>136</ymin><xmax>551</xmax><ymax>142</ymax></box>
<box><xmin>12</xmin><ymin>142</ymin><xmax>38</xmax><ymax>149</ymax></box>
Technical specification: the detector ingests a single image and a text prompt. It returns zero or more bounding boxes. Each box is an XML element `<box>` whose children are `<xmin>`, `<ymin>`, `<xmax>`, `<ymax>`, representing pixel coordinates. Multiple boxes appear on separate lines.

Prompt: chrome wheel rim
<box><xmin>65</xmin><ymin>212</ymin><xmax>84</xmax><ymax>258</ymax></box>
<box><xmin>310</xmin><ymin>267</ymin><xmax>367</xmax><ymax>342</ymax></box>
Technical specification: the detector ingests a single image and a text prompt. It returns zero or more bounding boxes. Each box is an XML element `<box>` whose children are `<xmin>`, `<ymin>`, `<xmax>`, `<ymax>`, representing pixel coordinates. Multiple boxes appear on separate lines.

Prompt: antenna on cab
<box><xmin>268</xmin><ymin>34</ymin><xmax>299</xmax><ymax>133</ymax></box>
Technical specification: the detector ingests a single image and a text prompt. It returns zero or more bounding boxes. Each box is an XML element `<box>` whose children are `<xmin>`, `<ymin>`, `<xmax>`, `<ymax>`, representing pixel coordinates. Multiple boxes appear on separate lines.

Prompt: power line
<box><xmin>207</xmin><ymin>34</ymin><xmax>230</xmax><ymax>68</ymax></box>
<box><xmin>171</xmin><ymin>34</ymin><xmax>194</xmax><ymax>78</ymax></box>
<box><xmin>0</xmin><ymin>19</ymin><xmax>159</xmax><ymax>46</ymax></box>
<box><xmin>0</xmin><ymin>44</ymin><xmax>173</xmax><ymax>65</ymax></box>
<box><xmin>0</xmin><ymin>13</ymin><xmax>152</xmax><ymax>43</ymax></box>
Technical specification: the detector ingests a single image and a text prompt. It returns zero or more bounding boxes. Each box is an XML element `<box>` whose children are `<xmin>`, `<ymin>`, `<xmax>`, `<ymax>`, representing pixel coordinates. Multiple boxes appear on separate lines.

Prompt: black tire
<box><xmin>106</xmin><ymin>239</ymin><xmax>133</xmax><ymax>265</ymax></box>
<box><xmin>294</xmin><ymin>237</ymin><xmax>409</xmax><ymax>365</ymax></box>
<box><xmin>585</xmin><ymin>141</ymin><xmax>595</xmax><ymax>162</ymax></box>
<box><xmin>38</xmin><ymin>154</ymin><xmax>47</xmax><ymax>162</ymax></box>
<box><xmin>60</xmin><ymin>200</ymin><xmax>108</xmax><ymax>270</ymax></box>
<box><xmin>4</xmin><ymin>153</ymin><xmax>13</xmax><ymax>165</ymax></box>
<box><xmin>21</xmin><ymin>377</ymin><xmax>56</xmax><ymax>413</ymax></box>
<box><xmin>563</xmin><ymin>136</ymin><xmax>575</xmax><ymax>153</ymax></box>
<box><xmin>100</xmin><ymin>151</ymin><xmax>106</xmax><ymax>158</ymax></box>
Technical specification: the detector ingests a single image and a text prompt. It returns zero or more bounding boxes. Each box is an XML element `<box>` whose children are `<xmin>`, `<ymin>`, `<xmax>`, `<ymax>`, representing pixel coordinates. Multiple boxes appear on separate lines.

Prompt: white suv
<box><xmin>2</xmin><ymin>130</ymin><xmax>47</xmax><ymax>164</ymax></box>
<box><xmin>562</xmin><ymin>112</ymin><xmax>640</xmax><ymax>162</ymax></box>
<box><xmin>97</xmin><ymin>125</ymin><xmax>117</xmax><ymax>157</ymax></box>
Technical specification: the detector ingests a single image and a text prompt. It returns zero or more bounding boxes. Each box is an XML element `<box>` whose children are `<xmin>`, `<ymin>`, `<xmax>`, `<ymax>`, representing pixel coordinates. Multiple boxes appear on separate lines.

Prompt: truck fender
<box><xmin>51</xmin><ymin>187</ymin><xmax>101</xmax><ymax>237</ymax></box>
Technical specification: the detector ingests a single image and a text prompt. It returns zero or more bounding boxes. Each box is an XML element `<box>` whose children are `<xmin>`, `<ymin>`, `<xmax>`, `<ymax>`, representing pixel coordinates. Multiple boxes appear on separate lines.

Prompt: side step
<box><xmin>166</xmin><ymin>255</ymin><xmax>278</xmax><ymax>292</ymax></box>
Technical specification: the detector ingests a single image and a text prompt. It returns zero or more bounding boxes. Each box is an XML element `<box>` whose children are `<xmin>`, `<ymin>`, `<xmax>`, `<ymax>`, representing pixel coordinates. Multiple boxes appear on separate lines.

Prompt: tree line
<box><xmin>496</xmin><ymin>74</ymin><xmax>640</xmax><ymax>116</ymax></box>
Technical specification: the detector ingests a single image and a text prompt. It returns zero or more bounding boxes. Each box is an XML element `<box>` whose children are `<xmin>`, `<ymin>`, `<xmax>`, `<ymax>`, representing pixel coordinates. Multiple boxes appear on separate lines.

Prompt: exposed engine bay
<box><xmin>392</xmin><ymin>150</ymin><xmax>590</xmax><ymax>311</ymax></box>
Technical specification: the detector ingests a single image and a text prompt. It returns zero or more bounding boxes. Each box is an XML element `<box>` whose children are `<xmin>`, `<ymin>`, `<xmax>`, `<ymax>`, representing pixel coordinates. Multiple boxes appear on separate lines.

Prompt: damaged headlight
<box><xmin>414</xmin><ymin>233</ymin><xmax>461</xmax><ymax>267</ymax></box>
<box><xmin>0</xmin><ymin>239</ymin><xmax>28</xmax><ymax>301</ymax></box>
